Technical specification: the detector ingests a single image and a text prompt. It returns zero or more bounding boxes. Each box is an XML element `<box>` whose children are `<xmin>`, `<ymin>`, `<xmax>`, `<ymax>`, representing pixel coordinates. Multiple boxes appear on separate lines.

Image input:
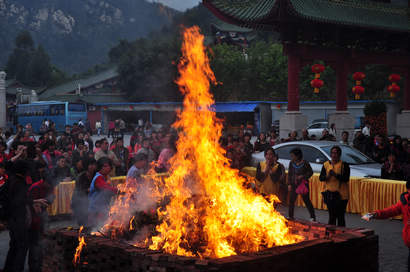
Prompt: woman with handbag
<box><xmin>255</xmin><ymin>148</ymin><xmax>286</xmax><ymax>203</ymax></box>
<box><xmin>287</xmin><ymin>148</ymin><xmax>316</xmax><ymax>221</ymax></box>
<box><xmin>319</xmin><ymin>145</ymin><xmax>350</xmax><ymax>226</ymax></box>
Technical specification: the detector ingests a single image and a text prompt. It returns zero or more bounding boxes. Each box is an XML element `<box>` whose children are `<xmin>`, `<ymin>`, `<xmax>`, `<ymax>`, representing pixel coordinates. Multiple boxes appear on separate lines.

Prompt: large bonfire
<box><xmin>102</xmin><ymin>26</ymin><xmax>302</xmax><ymax>259</ymax></box>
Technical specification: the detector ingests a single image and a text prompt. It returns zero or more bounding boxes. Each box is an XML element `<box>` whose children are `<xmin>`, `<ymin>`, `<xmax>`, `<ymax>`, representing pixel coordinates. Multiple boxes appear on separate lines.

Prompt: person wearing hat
<box><xmin>127</xmin><ymin>153</ymin><xmax>148</xmax><ymax>182</ymax></box>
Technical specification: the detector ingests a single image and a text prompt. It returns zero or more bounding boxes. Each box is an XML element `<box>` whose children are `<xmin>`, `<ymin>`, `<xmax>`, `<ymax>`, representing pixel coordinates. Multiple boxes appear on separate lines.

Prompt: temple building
<box><xmin>203</xmin><ymin>0</ymin><xmax>410</xmax><ymax>139</ymax></box>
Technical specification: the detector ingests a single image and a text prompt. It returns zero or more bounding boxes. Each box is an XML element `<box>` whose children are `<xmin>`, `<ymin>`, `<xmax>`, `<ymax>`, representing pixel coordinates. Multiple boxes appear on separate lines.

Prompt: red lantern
<box><xmin>388</xmin><ymin>84</ymin><xmax>400</xmax><ymax>97</ymax></box>
<box><xmin>387</xmin><ymin>74</ymin><xmax>401</xmax><ymax>97</ymax></box>
<box><xmin>310</xmin><ymin>78</ymin><xmax>324</xmax><ymax>94</ymax></box>
<box><xmin>311</xmin><ymin>64</ymin><xmax>325</xmax><ymax>78</ymax></box>
<box><xmin>129</xmin><ymin>105</ymin><xmax>134</xmax><ymax>110</ymax></box>
<box><xmin>352</xmin><ymin>72</ymin><xmax>366</xmax><ymax>85</ymax></box>
<box><xmin>388</xmin><ymin>74</ymin><xmax>401</xmax><ymax>82</ymax></box>
<box><xmin>352</xmin><ymin>85</ymin><xmax>364</xmax><ymax>100</ymax></box>
<box><xmin>103</xmin><ymin>106</ymin><xmax>108</xmax><ymax>110</ymax></box>
<box><xmin>276</xmin><ymin>104</ymin><xmax>281</xmax><ymax>109</ymax></box>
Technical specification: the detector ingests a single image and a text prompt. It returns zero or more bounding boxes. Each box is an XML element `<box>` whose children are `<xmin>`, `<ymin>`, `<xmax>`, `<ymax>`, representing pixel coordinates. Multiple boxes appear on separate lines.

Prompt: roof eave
<box><xmin>203</xmin><ymin>0</ymin><xmax>277</xmax><ymax>31</ymax></box>
<box><xmin>286</xmin><ymin>0</ymin><xmax>410</xmax><ymax>34</ymax></box>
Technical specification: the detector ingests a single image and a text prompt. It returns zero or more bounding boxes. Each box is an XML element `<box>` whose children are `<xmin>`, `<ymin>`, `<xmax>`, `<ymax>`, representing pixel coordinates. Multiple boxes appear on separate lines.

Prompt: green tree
<box><xmin>5</xmin><ymin>31</ymin><xmax>62</xmax><ymax>87</ymax></box>
<box><xmin>25</xmin><ymin>45</ymin><xmax>52</xmax><ymax>86</ymax></box>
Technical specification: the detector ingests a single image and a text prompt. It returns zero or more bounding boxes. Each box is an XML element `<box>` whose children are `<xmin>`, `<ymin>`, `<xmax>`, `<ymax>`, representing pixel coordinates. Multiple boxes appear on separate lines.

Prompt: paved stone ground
<box><xmin>0</xmin><ymin>206</ymin><xmax>407</xmax><ymax>272</ymax></box>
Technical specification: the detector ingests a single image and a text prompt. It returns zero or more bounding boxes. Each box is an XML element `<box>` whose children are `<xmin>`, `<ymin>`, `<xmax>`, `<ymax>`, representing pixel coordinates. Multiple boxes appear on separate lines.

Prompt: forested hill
<box><xmin>0</xmin><ymin>0</ymin><xmax>178</xmax><ymax>73</ymax></box>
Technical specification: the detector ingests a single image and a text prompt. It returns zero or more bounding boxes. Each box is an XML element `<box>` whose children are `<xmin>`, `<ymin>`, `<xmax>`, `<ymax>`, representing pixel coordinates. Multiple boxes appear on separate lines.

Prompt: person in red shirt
<box><xmin>363</xmin><ymin>179</ymin><xmax>410</xmax><ymax>271</ymax></box>
<box><xmin>42</xmin><ymin>141</ymin><xmax>62</xmax><ymax>169</ymax></box>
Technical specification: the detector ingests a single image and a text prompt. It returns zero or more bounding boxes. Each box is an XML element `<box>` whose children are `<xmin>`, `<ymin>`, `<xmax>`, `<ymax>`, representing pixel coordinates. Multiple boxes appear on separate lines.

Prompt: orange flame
<box><xmin>148</xmin><ymin>26</ymin><xmax>302</xmax><ymax>258</ymax></box>
<box><xmin>129</xmin><ymin>216</ymin><xmax>135</xmax><ymax>231</ymax></box>
<box><xmin>73</xmin><ymin>226</ymin><xmax>86</xmax><ymax>266</ymax></box>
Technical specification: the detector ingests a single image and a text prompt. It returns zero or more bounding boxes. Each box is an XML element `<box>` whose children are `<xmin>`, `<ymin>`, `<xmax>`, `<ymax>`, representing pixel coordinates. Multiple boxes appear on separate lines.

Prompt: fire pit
<box><xmin>42</xmin><ymin>26</ymin><xmax>378</xmax><ymax>272</ymax></box>
<box><xmin>42</xmin><ymin>220</ymin><xmax>378</xmax><ymax>272</ymax></box>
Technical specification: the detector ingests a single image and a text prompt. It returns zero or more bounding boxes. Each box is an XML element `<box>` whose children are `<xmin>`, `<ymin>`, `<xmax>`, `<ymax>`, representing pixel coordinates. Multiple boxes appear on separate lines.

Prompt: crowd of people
<box><xmin>0</xmin><ymin>121</ymin><xmax>178</xmax><ymax>272</ymax></box>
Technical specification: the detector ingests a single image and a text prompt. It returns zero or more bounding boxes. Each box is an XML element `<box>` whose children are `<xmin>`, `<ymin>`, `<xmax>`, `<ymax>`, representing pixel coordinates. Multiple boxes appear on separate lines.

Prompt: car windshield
<box><xmin>321</xmin><ymin>145</ymin><xmax>375</xmax><ymax>165</ymax></box>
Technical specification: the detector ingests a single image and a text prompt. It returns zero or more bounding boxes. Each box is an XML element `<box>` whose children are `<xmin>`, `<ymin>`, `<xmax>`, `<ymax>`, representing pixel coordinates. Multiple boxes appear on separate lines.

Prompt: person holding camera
<box><xmin>319</xmin><ymin>145</ymin><xmax>350</xmax><ymax>226</ymax></box>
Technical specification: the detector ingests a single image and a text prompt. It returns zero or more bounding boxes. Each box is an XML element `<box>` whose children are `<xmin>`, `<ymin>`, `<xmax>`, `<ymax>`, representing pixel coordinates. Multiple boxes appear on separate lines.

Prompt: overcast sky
<box><xmin>149</xmin><ymin>0</ymin><xmax>201</xmax><ymax>11</ymax></box>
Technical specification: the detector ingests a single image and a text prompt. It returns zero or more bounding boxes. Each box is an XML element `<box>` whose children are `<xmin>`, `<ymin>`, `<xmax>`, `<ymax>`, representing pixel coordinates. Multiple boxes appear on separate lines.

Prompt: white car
<box><xmin>307</xmin><ymin>121</ymin><xmax>329</xmax><ymax>138</ymax></box>
<box><xmin>251</xmin><ymin>141</ymin><xmax>381</xmax><ymax>178</ymax></box>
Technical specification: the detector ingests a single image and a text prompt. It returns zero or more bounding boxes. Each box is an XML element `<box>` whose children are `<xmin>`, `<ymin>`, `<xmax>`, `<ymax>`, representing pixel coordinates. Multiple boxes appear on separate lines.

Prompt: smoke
<box><xmin>97</xmin><ymin>176</ymin><xmax>160</xmax><ymax>239</ymax></box>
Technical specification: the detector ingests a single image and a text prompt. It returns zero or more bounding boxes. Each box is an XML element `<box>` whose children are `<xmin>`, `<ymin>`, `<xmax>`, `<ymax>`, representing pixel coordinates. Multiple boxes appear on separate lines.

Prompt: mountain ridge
<box><xmin>0</xmin><ymin>0</ymin><xmax>179</xmax><ymax>73</ymax></box>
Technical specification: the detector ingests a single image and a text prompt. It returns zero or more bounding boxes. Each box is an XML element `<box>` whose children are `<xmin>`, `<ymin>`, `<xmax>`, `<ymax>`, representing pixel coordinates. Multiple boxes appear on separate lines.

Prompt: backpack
<box><xmin>0</xmin><ymin>175</ymin><xmax>10</xmax><ymax>221</ymax></box>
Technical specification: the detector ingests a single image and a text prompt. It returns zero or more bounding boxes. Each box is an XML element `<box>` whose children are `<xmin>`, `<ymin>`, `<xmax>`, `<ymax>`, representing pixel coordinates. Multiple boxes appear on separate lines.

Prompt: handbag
<box><xmin>295</xmin><ymin>180</ymin><xmax>309</xmax><ymax>195</ymax></box>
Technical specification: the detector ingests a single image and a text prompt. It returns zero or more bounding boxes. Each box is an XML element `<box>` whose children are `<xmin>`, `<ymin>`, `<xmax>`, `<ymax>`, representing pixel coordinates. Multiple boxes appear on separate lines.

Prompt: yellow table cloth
<box><xmin>241</xmin><ymin>166</ymin><xmax>406</xmax><ymax>215</ymax></box>
<box><xmin>48</xmin><ymin>176</ymin><xmax>127</xmax><ymax>216</ymax></box>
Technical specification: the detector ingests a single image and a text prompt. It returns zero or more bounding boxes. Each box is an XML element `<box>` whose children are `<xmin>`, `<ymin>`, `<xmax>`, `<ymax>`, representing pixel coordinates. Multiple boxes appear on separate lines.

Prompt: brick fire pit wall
<box><xmin>43</xmin><ymin>220</ymin><xmax>378</xmax><ymax>272</ymax></box>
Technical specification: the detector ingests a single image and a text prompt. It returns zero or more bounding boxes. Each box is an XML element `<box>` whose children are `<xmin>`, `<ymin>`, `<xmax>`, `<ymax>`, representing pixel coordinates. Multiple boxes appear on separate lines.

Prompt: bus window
<box><xmin>68</xmin><ymin>103</ymin><xmax>86</xmax><ymax>112</ymax></box>
<box><xmin>50</xmin><ymin>104</ymin><xmax>65</xmax><ymax>115</ymax></box>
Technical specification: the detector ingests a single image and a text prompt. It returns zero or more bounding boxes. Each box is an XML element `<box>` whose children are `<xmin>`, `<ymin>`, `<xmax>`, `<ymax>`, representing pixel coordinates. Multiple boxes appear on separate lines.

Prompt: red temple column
<box><xmin>335</xmin><ymin>61</ymin><xmax>349</xmax><ymax>111</ymax></box>
<box><xmin>404</xmin><ymin>69</ymin><xmax>410</xmax><ymax>110</ymax></box>
<box><xmin>397</xmin><ymin>68</ymin><xmax>410</xmax><ymax>138</ymax></box>
<box><xmin>287</xmin><ymin>53</ymin><xmax>300</xmax><ymax>111</ymax></box>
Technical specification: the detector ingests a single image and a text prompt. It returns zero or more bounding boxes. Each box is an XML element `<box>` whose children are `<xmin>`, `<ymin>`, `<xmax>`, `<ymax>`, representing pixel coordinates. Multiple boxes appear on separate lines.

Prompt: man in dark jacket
<box><xmin>3</xmin><ymin>160</ymin><xmax>49</xmax><ymax>272</ymax></box>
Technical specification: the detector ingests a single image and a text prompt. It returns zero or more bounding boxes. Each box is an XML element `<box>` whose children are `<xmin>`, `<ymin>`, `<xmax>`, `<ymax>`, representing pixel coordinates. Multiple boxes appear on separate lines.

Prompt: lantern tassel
<box><xmin>314</xmin><ymin>88</ymin><xmax>319</xmax><ymax>94</ymax></box>
<box><xmin>315</xmin><ymin>74</ymin><xmax>320</xmax><ymax>79</ymax></box>
<box><xmin>390</xmin><ymin>92</ymin><xmax>395</xmax><ymax>98</ymax></box>
<box><xmin>356</xmin><ymin>80</ymin><xmax>361</xmax><ymax>85</ymax></box>
<box><xmin>355</xmin><ymin>94</ymin><xmax>360</xmax><ymax>100</ymax></box>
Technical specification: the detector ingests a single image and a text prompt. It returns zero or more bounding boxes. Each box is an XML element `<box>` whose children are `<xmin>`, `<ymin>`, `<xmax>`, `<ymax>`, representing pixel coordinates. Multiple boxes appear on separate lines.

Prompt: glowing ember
<box><xmin>147</xmin><ymin>26</ymin><xmax>302</xmax><ymax>258</ymax></box>
<box><xmin>73</xmin><ymin>226</ymin><xmax>86</xmax><ymax>265</ymax></box>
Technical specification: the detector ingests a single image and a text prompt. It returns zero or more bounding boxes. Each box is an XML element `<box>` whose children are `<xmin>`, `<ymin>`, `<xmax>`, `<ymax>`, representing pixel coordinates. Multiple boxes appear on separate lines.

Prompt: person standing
<box><xmin>362</xmin><ymin>122</ymin><xmax>371</xmax><ymax>137</ymax></box>
<box><xmin>119</xmin><ymin>119</ymin><xmax>126</xmax><ymax>138</ymax></box>
<box><xmin>319</xmin><ymin>145</ymin><xmax>350</xmax><ymax>226</ymax></box>
<box><xmin>108</xmin><ymin>121</ymin><xmax>115</xmax><ymax>138</ymax></box>
<box><xmin>136</xmin><ymin>138</ymin><xmax>157</xmax><ymax>163</ymax></box>
<box><xmin>381</xmin><ymin>153</ymin><xmax>404</xmax><ymax>180</ymax></box>
<box><xmin>329</xmin><ymin>123</ymin><xmax>336</xmax><ymax>137</ymax></box>
<box><xmin>256</xmin><ymin>148</ymin><xmax>286</xmax><ymax>203</ymax></box>
<box><xmin>126</xmin><ymin>153</ymin><xmax>148</xmax><ymax>182</ymax></box>
<box><xmin>95</xmin><ymin>138</ymin><xmax>120</xmax><ymax>176</ymax></box>
<box><xmin>95</xmin><ymin>121</ymin><xmax>102</xmax><ymax>136</ymax></box>
<box><xmin>287</xmin><ymin>148</ymin><xmax>316</xmax><ymax>221</ymax></box>
<box><xmin>362</xmin><ymin>179</ymin><xmax>410</xmax><ymax>272</ymax></box>
<box><xmin>339</xmin><ymin>131</ymin><xmax>350</xmax><ymax>145</ymax></box>
<box><xmin>71</xmin><ymin>158</ymin><xmax>97</xmax><ymax>226</ymax></box>
<box><xmin>42</xmin><ymin>141</ymin><xmax>62</xmax><ymax>170</ymax></box>
<box><xmin>3</xmin><ymin>160</ymin><xmax>49</xmax><ymax>272</ymax></box>
<box><xmin>88</xmin><ymin>158</ymin><xmax>118</xmax><ymax>228</ymax></box>
<box><xmin>112</xmin><ymin>138</ymin><xmax>129</xmax><ymax>176</ymax></box>
<box><xmin>254</xmin><ymin>133</ymin><xmax>269</xmax><ymax>153</ymax></box>
<box><xmin>27</xmin><ymin>161</ymin><xmax>54</xmax><ymax>272</ymax></box>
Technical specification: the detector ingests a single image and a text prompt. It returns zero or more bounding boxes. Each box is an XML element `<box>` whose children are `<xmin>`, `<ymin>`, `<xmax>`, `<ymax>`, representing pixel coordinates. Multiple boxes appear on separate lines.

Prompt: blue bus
<box><xmin>16</xmin><ymin>101</ymin><xmax>87</xmax><ymax>133</ymax></box>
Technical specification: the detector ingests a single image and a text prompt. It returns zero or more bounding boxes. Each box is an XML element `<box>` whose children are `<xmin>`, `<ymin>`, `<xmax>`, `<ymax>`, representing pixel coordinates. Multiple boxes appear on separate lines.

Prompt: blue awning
<box><xmin>213</xmin><ymin>103</ymin><xmax>258</xmax><ymax>112</ymax></box>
